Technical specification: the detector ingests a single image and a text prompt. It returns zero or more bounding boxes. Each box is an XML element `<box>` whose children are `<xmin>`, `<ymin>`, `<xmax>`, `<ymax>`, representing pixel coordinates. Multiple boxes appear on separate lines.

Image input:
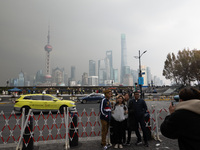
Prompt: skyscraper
<box><xmin>82</xmin><ymin>72</ymin><xmax>88</xmax><ymax>86</ymax></box>
<box><xmin>121</xmin><ymin>34</ymin><xmax>128</xmax><ymax>84</ymax></box>
<box><xmin>106</xmin><ymin>50</ymin><xmax>113</xmax><ymax>80</ymax></box>
<box><xmin>71</xmin><ymin>66</ymin><xmax>76</xmax><ymax>81</ymax></box>
<box><xmin>89</xmin><ymin>60</ymin><xmax>96</xmax><ymax>76</ymax></box>
<box><xmin>18</xmin><ymin>71</ymin><xmax>25</xmax><ymax>86</ymax></box>
<box><xmin>98</xmin><ymin>59</ymin><xmax>106</xmax><ymax>85</ymax></box>
<box><xmin>113</xmin><ymin>69</ymin><xmax>118</xmax><ymax>83</ymax></box>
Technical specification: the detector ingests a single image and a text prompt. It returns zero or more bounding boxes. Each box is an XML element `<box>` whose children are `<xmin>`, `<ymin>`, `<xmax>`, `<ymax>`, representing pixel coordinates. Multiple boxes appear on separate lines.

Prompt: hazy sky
<box><xmin>0</xmin><ymin>0</ymin><xmax>200</xmax><ymax>86</ymax></box>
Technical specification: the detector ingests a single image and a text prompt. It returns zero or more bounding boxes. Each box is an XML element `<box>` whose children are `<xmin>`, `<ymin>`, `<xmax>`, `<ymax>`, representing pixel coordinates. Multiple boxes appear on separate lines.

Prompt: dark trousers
<box><xmin>113</xmin><ymin>119</ymin><xmax>124</xmax><ymax>144</ymax></box>
<box><xmin>127</xmin><ymin>129</ymin><xmax>132</xmax><ymax>143</ymax></box>
<box><xmin>135</xmin><ymin>117</ymin><xmax>147</xmax><ymax>142</ymax></box>
<box><xmin>122</xmin><ymin>119</ymin><xmax>127</xmax><ymax>143</ymax></box>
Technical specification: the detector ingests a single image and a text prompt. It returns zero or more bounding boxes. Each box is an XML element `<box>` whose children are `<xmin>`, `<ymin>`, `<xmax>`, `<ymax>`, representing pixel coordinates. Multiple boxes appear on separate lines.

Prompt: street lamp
<box><xmin>134</xmin><ymin>50</ymin><xmax>147</xmax><ymax>98</ymax></box>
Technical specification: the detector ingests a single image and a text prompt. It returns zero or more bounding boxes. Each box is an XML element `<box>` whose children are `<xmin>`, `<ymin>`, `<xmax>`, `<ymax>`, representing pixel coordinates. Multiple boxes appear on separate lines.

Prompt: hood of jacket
<box><xmin>175</xmin><ymin>99</ymin><xmax>200</xmax><ymax>115</ymax></box>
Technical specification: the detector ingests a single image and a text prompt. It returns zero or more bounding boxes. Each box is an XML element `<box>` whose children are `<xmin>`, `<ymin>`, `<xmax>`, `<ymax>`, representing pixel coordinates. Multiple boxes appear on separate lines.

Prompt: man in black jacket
<box><xmin>132</xmin><ymin>91</ymin><xmax>148</xmax><ymax>147</ymax></box>
<box><xmin>160</xmin><ymin>87</ymin><xmax>200</xmax><ymax>150</ymax></box>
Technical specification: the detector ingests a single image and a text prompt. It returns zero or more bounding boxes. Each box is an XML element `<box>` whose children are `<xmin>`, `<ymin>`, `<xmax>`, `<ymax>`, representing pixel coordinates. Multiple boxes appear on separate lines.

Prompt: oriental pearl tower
<box><xmin>44</xmin><ymin>26</ymin><xmax>52</xmax><ymax>81</ymax></box>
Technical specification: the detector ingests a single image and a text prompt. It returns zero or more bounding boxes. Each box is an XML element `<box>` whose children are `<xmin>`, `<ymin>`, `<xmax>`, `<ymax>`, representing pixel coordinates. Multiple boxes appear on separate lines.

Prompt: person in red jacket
<box><xmin>100</xmin><ymin>89</ymin><xmax>112</xmax><ymax>150</ymax></box>
<box><xmin>160</xmin><ymin>87</ymin><xmax>200</xmax><ymax>150</ymax></box>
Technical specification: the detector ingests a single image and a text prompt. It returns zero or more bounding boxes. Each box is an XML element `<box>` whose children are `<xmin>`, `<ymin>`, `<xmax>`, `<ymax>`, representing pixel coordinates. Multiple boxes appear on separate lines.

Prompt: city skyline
<box><xmin>2</xmin><ymin>0</ymin><xmax>200</xmax><ymax>86</ymax></box>
<box><xmin>8</xmin><ymin>48</ymin><xmax>163</xmax><ymax>87</ymax></box>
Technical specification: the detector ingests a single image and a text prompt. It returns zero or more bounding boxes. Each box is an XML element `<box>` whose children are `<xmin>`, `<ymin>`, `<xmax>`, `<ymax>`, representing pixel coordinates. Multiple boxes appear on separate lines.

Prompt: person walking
<box><xmin>160</xmin><ymin>87</ymin><xmax>200</xmax><ymax>150</ymax></box>
<box><xmin>133</xmin><ymin>91</ymin><xmax>149</xmax><ymax>147</ymax></box>
<box><xmin>100</xmin><ymin>89</ymin><xmax>112</xmax><ymax>150</ymax></box>
<box><xmin>112</xmin><ymin>94</ymin><xmax>128</xmax><ymax>149</ymax></box>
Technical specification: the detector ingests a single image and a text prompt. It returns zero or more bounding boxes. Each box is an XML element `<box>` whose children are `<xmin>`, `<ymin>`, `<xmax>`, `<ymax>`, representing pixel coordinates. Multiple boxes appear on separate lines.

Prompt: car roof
<box><xmin>21</xmin><ymin>94</ymin><xmax>54</xmax><ymax>97</ymax></box>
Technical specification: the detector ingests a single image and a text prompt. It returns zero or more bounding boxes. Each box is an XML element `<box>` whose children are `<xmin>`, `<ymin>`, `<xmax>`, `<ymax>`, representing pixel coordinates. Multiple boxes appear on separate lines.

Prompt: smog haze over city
<box><xmin>1</xmin><ymin>0</ymin><xmax>200</xmax><ymax>86</ymax></box>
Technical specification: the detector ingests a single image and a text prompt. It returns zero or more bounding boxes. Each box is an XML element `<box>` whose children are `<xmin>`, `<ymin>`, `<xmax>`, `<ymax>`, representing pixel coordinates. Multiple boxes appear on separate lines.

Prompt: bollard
<box><xmin>69</xmin><ymin>111</ymin><xmax>78</xmax><ymax>147</ymax></box>
<box><xmin>22</xmin><ymin>111</ymin><xmax>33</xmax><ymax>150</ymax></box>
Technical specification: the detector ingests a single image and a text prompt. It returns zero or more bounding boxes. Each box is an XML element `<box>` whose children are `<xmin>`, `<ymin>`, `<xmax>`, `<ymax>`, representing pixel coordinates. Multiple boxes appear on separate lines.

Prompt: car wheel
<box><xmin>21</xmin><ymin>106</ymin><xmax>30</xmax><ymax>115</ymax></box>
<box><xmin>59</xmin><ymin>105</ymin><xmax>68</xmax><ymax>114</ymax></box>
<box><xmin>82</xmin><ymin>100</ymin><xmax>87</xmax><ymax>104</ymax></box>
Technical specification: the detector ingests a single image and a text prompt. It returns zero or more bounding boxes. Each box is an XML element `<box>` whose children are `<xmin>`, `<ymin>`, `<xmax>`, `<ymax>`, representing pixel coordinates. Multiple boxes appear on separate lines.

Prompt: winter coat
<box><xmin>132</xmin><ymin>98</ymin><xmax>147</xmax><ymax>119</ymax></box>
<box><xmin>100</xmin><ymin>98</ymin><xmax>111</xmax><ymax>122</ymax></box>
<box><xmin>160</xmin><ymin>99</ymin><xmax>200</xmax><ymax>150</ymax></box>
<box><xmin>127</xmin><ymin>99</ymin><xmax>137</xmax><ymax>131</ymax></box>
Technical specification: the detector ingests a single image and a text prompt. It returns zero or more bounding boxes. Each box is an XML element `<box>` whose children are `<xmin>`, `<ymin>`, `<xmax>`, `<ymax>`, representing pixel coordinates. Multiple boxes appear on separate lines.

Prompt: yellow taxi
<box><xmin>14</xmin><ymin>94</ymin><xmax>76</xmax><ymax>113</ymax></box>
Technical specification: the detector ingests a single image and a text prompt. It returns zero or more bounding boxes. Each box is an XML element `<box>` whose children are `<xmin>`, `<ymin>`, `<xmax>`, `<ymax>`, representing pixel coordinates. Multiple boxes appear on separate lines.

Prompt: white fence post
<box><xmin>155</xmin><ymin>105</ymin><xmax>162</xmax><ymax>142</ymax></box>
<box><xmin>16</xmin><ymin>109</ymin><xmax>31</xmax><ymax>150</ymax></box>
<box><xmin>151</xmin><ymin>105</ymin><xmax>155</xmax><ymax>140</ymax></box>
<box><xmin>64</xmin><ymin>107</ymin><xmax>70</xmax><ymax>150</ymax></box>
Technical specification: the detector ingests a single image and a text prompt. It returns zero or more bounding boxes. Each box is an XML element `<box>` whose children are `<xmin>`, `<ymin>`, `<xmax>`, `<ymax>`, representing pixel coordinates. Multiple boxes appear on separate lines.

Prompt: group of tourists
<box><xmin>100</xmin><ymin>87</ymin><xmax>200</xmax><ymax>150</ymax></box>
<box><xmin>100</xmin><ymin>89</ymin><xmax>149</xmax><ymax>150</ymax></box>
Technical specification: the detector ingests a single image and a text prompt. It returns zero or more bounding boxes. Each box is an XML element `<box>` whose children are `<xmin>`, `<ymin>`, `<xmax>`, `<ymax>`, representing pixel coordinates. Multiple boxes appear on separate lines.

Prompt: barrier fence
<box><xmin>0</xmin><ymin>105</ymin><xmax>169</xmax><ymax>149</ymax></box>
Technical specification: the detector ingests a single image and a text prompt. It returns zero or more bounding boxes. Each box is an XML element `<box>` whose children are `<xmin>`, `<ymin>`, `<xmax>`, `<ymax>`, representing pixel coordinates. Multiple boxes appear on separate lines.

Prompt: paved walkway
<box><xmin>0</xmin><ymin>135</ymin><xmax>178</xmax><ymax>150</ymax></box>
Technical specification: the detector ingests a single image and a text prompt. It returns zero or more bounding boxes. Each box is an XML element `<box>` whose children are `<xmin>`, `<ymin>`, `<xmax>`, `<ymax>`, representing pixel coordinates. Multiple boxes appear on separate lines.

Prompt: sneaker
<box><xmin>135</xmin><ymin>140</ymin><xmax>142</xmax><ymax>145</ymax></box>
<box><xmin>103</xmin><ymin>146</ymin><xmax>108</xmax><ymax>150</ymax></box>
<box><xmin>144</xmin><ymin>142</ymin><xmax>149</xmax><ymax>147</ymax></box>
<box><xmin>107</xmin><ymin>143</ymin><xmax>112</xmax><ymax>148</ymax></box>
<box><xmin>119</xmin><ymin>144</ymin><xmax>123</xmax><ymax>149</ymax></box>
<box><xmin>114</xmin><ymin>144</ymin><xmax>118</xmax><ymax>149</ymax></box>
<box><xmin>125</xmin><ymin>142</ymin><xmax>130</xmax><ymax>146</ymax></box>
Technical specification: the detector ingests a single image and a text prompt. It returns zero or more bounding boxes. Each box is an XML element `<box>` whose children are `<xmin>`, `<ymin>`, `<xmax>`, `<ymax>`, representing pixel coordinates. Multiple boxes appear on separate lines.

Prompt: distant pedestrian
<box><xmin>112</xmin><ymin>94</ymin><xmax>128</xmax><ymax>149</ymax></box>
<box><xmin>56</xmin><ymin>89</ymin><xmax>59</xmax><ymax>96</ymax></box>
<box><xmin>42</xmin><ymin>90</ymin><xmax>46</xmax><ymax>94</ymax></box>
<box><xmin>133</xmin><ymin>91</ymin><xmax>149</xmax><ymax>147</ymax></box>
<box><xmin>100</xmin><ymin>89</ymin><xmax>112</xmax><ymax>150</ymax></box>
<box><xmin>160</xmin><ymin>87</ymin><xmax>200</xmax><ymax>150</ymax></box>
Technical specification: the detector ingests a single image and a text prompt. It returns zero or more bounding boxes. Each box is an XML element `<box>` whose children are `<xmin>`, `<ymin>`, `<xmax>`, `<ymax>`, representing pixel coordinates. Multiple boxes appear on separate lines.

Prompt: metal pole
<box><xmin>139</xmin><ymin>50</ymin><xmax>143</xmax><ymax>98</ymax></box>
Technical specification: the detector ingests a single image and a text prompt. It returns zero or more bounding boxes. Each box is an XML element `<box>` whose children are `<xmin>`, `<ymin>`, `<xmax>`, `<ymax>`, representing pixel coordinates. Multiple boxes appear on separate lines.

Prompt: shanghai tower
<box><xmin>120</xmin><ymin>34</ymin><xmax>127</xmax><ymax>84</ymax></box>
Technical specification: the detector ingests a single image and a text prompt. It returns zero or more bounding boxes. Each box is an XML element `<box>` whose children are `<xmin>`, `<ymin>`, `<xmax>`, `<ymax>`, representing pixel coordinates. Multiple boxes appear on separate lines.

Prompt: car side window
<box><xmin>43</xmin><ymin>96</ymin><xmax>53</xmax><ymax>101</ymax></box>
<box><xmin>23</xmin><ymin>96</ymin><xmax>31</xmax><ymax>100</ymax></box>
<box><xmin>32</xmin><ymin>96</ymin><xmax>43</xmax><ymax>100</ymax></box>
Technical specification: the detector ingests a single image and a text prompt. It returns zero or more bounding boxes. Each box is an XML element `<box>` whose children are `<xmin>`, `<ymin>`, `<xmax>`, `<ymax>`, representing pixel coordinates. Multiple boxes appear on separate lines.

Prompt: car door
<box><xmin>89</xmin><ymin>94</ymin><xmax>96</xmax><ymax>102</ymax></box>
<box><xmin>30</xmin><ymin>95</ymin><xmax>45</xmax><ymax>110</ymax></box>
<box><xmin>43</xmin><ymin>95</ymin><xmax>59</xmax><ymax>110</ymax></box>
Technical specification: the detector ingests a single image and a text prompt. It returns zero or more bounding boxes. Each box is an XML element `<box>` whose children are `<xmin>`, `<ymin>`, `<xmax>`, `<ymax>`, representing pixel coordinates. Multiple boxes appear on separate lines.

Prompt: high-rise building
<box><xmin>131</xmin><ymin>69</ymin><xmax>138</xmax><ymax>85</ymax></box>
<box><xmin>52</xmin><ymin>67</ymin><xmax>65</xmax><ymax>86</ymax></box>
<box><xmin>64</xmin><ymin>73</ymin><xmax>68</xmax><ymax>86</ymax></box>
<box><xmin>122</xmin><ymin>66</ymin><xmax>132</xmax><ymax>85</ymax></box>
<box><xmin>71</xmin><ymin>66</ymin><xmax>76</xmax><ymax>81</ymax></box>
<box><xmin>89</xmin><ymin>60</ymin><xmax>96</xmax><ymax>76</ymax></box>
<box><xmin>35</xmin><ymin>70</ymin><xmax>44</xmax><ymax>85</ymax></box>
<box><xmin>18</xmin><ymin>71</ymin><xmax>25</xmax><ymax>86</ymax></box>
<box><xmin>98</xmin><ymin>59</ymin><xmax>106</xmax><ymax>85</ymax></box>
<box><xmin>44</xmin><ymin>25</ymin><xmax>53</xmax><ymax>81</ymax></box>
<box><xmin>123</xmin><ymin>74</ymin><xmax>133</xmax><ymax>86</ymax></box>
<box><xmin>121</xmin><ymin>34</ymin><xmax>128</xmax><ymax>84</ymax></box>
<box><xmin>146</xmin><ymin>67</ymin><xmax>152</xmax><ymax>86</ymax></box>
<box><xmin>113</xmin><ymin>69</ymin><xmax>118</xmax><ymax>83</ymax></box>
<box><xmin>106</xmin><ymin>50</ymin><xmax>113</xmax><ymax>80</ymax></box>
<box><xmin>82</xmin><ymin>72</ymin><xmax>88</xmax><ymax>86</ymax></box>
<box><xmin>88</xmin><ymin>76</ymin><xmax>98</xmax><ymax>86</ymax></box>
